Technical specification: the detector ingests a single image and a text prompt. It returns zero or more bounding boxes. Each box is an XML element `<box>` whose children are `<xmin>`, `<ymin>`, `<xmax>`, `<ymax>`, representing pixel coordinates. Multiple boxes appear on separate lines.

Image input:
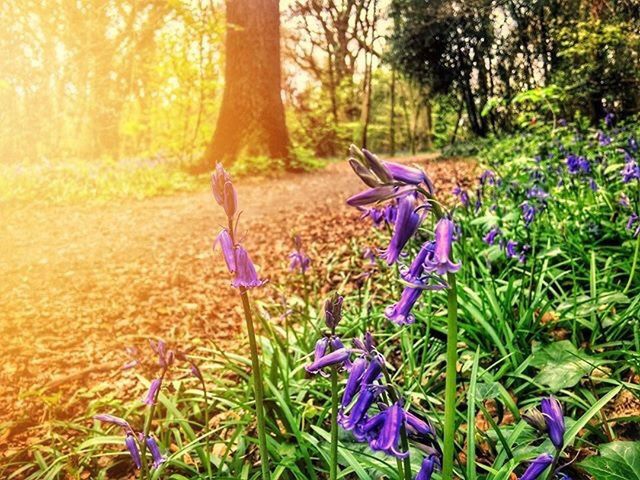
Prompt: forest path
<box><xmin>0</xmin><ymin>154</ymin><xmax>474</xmax><ymax>445</ymax></box>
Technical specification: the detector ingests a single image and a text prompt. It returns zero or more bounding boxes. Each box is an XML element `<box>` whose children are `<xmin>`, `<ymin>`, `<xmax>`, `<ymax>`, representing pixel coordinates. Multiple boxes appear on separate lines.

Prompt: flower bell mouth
<box><xmin>424</xmin><ymin>218</ymin><xmax>461</xmax><ymax>275</ymax></box>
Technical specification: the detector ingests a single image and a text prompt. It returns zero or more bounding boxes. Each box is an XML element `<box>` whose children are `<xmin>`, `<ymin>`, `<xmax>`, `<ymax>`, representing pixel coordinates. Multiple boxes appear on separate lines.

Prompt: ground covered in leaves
<box><xmin>0</xmin><ymin>155</ymin><xmax>474</xmax><ymax>453</ymax></box>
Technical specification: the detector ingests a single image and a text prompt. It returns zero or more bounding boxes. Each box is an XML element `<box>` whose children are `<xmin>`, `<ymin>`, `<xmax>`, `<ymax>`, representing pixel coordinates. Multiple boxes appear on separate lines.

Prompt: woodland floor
<box><xmin>0</xmin><ymin>154</ymin><xmax>475</xmax><ymax>452</ymax></box>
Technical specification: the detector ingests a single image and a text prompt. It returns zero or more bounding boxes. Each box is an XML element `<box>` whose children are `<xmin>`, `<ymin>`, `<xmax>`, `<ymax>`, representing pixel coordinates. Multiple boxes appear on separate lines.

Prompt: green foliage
<box><xmin>580</xmin><ymin>442</ymin><xmax>640</xmax><ymax>479</ymax></box>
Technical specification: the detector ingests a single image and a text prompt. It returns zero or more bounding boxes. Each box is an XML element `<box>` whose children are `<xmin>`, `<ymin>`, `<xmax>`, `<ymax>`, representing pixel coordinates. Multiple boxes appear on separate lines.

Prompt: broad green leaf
<box><xmin>530</xmin><ymin>341</ymin><xmax>603</xmax><ymax>391</ymax></box>
<box><xmin>580</xmin><ymin>442</ymin><xmax>640</xmax><ymax>480</ymax></box>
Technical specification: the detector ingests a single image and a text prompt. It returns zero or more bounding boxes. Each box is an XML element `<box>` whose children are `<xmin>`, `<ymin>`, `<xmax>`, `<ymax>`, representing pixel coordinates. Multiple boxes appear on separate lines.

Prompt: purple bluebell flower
<box><xmin>405</xmin><ymin>410</ymin><xmax>433</xmax><ymax>437</ymax></box>
<box><xmin>211</xmin><ymin>163</ymin><xmax>237</xmax><ymax>218</ymax></box>
<box><xmin>629</xmin><ymin>137</ymin><xmax>639</xmax><ymax>152</ymax></box>
<box><xmin>364</xmin><ymin>207</ymin><xmax>386</xmax><ymax>226</ymax></box>
<box><xmin>325</xmin><ymin>294</ymin><xmax>344</xmax><ymax>329</ymax></box>
<box><xmin>605</xmin><ymin>112</ymin><xmax>615</xmax><ymax>128</ymax></box>
<box><xmin>289</xmin><ymin>235</ymin><xmax>311</xmax><ymax>274</ymax></box>
<box><xmin>521</xmin><ymin>201</ymin><xmax>536</xmax><ymax>227</ymax></box>
<box><xmin>342</xmin><ymin>357</ymin><xmax>368</xmax><ymax>407</ymax></box>
<box><xmin>541</xmin><ymin>396</ymin><xmax>565</xmax><ymax>449</ymax></box>
<box><xmin>416</xmin><ymin>454</ymin><xmax>439</xmax><ymax>480</ymax></box>
<box><xmin>452</xmin><ymin>185</ymin><xmax>470</xmax><ymax>207</ymax></box>
<box><xmin>527</xmin><ymin>186</ymin><xmax>549</xmax><ymax>201</ymax></box>
<box><xmin>214</xmin><ymin>229</ymin><xmax>236</xmax><ymax>273</ymax></box>
<box><xmin>506</xmin><ymin>240</ymin><xmax>518</xmax><ymax>259</ymax></box>
<box><xmin>520</xmin><ymin>453</ymin><xmax>554</xmax><ymax>480</ymax></box>
<box><xmin>125</xmin><ymin>434</ymin><xmax>142</xmax><ymax>469</ymax></box>
<box><xmin>384</xmin><ymin>204</ymin><xmax>398</xmax><ymax>224</ymax></box>
<box><xmin>347</xmin><ymin>184</ymin><xmax>415</xmax><ymax>207</ymax></box>
<box><xmin>597</xmin><ymin>131</ymin><xmax>612</xmax><ymax>146</ymax></box>
<box><xmin>402</xmin><ymin>241</ymin><xmax>434</xmax><ymax>285</ymax></box>
<box><xmin>146</xmin><ymin>435</ymin><xmax>165</xmax><ymax>468</ymax></box>
<box><xmin>479</xmin><ymin>169</ymin><xmax>496</xmax><ymax>186</ymax></box>
<box><xmin>363</xmin><ymin>247</ymin><xmax>377</xmax><ymax>264</ymax></box>
<box><xmin>94</xmin><ymin>414</ymin><xmax>131</xmax><ymax>431</ymax></box>
<box><xmin>622</xmin><ymin>160</ymin><xmax>640</xmax><ymax>183</ymax></box>
<box><xmin>566</xmin><ymin>154</ymin><xmax>590</xmax><ymax>174</ymax></box>
<box><xmin>383</xmin><ymin>161</ymin><xmax>433</xmax><ymax>192</ymax></box>
<box><xmin>424</xmin><ymin>218</ymin><xmax>461</xmax><ymax>275</ymax></box>
<box><xmin>359</xmin><ymin>355</ymin><xmax>383</xmax><ymax>385</ymax></box>
<box><xmin>190</xmin><ymin>363</ymin><xmax>204</xmax><ymax>382</ymax></box>
<box><xmin>484</xmin><ymin>226</ymin><xmax>500</xmax><ymax>246</ymax></box>
<box><xmin>150</xmin><ymin>339</ymin><xmax>174</xmax><ymax>369</ymax></box>
<box><xmin>367</xmin><ymin>402</ymin><xmax>409</xmax><ymax>458</ymax></box>
<box><xmin>305</xmin><ymin>348</ymin><xmax>351</xmax><ymax>375</ymax></box>
<box><xmin>588</xmin><ymin>178</ymin><xmax>598</xmax><ymax>191</ymax></box>
<box><xmin>382</xmin><ymin>195</ymin><xmax>421</xmax><ymax>265</ymax></box>
<box><xmin>558</xmin><ymin>118</ymin><xmax>567</xmax><ymax>127</ymax></box>
<box><xmin>339</xmin><ymin>385</ymin><xmax>380</xmax><ymax>431</ymax></box>
<box><xmin>385</xmin><ymin>286</ymin><xmax>421</xmax><ymax>325</ymax></box>
<box><xmin>232</xmin><ymin>246</ymin><xmax>265</xmax><ymax>289</ymax></box>
<box><xmin>144</xmin><ymin>378</ymin><xmax>162</xmax><ymax>406</ymax></box>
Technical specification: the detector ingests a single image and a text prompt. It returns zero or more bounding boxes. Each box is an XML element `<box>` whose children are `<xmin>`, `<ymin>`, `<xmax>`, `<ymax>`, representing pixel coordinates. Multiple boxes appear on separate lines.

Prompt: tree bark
<box><xmin>203</xmin><ymin>0</ymin><xmax>289</xmax><ymax>169</ymax></box>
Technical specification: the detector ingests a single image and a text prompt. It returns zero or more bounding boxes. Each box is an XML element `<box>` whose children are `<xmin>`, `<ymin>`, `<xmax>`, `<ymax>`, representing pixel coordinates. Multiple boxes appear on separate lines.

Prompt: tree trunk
<box><xmin>389</xmin><ymin>69</ymin><xmax>396</xmax><ymax>156</ymax></box>
<box><xmin>203</xmin><ymin>0</ymin><xmax>289</xmax><ymax>170</ymax></box>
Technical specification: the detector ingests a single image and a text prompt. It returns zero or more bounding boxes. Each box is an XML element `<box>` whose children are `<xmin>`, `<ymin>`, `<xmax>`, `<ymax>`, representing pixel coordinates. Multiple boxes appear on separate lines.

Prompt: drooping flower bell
<box><xmin>347</xmin><ymin>184</ymin><xmax>415</xmax><ymax>207</ymax></box>
<box><xmin>520</xmin><ymin>453</ymin><xmax>554</xmax><ymax>480</ymax></box>
<box><xmin>385</xmin><ymin>286</ymin><xmax>422</xmax><ymax>326</ymax></box>
<box><xmin>339</xmin><ymin>384</ymin><xmax>381</xmax><ymax>431</ymax></box>
<box><xmin>125</xmin><ymin>434</ymin><xmax>142</xmax><ymax>469</ymax></box>
<box><xmin>383</xmin><ymin>161</ymin><xmax>434</xmax><ymax>193</ymax></box>
<box><xmin>305</xmin><ymin>341</ymin><xmax>351</xmax><ymax>376</ymax></box>
<box><xmin>364</xmin><ymin>402</ymin><xmax>409</xmax><ymax>459</ymax></box>
<box><xmin>416</xmin><ymin>454</ymin><xmax>439</xmax><ymax>480</ymax></box>
<box><xmin>622</xmin><ymin>160</ymin><xmax>640</xmax><ymax>183</ymax></box>
<box><xmin>232</xmin><ymin>246</ymin><xmax>265</xmax><ymax>289</ymax></box>
<box><xmin>94</xmin><ymin>414</ymin><xmax>132</xmax><ymax>431</ymax></box>
<box><xmin>341</xmin><ymin>357</ymin><xmax>368</xmax><ymax>407</ymax></box>
<box><xmin>541</xmin><ymin>396</ymin><xmax>565</xmax><ymax>449</ymax></box>
<box><xmin>424</xmin><ymin>218</ymin><xmax>461</xmax><ymax>275</ymax></box>
<box><xmin>483</xmin><ymin>226</ymin><xmax>500</xmax><ymax>246</ymax></box>
<box><xmin>144</xmin><ymin>378</ymin><xmax>162</xmax><ymax>406</ymax></box>
<box><xmin>521</xmin><ymin>201</ymin><xmax>536</xmax><ymax>227</ymax></box>
<box><xmin>146</xmin><ymin>435</ymin><xmax>166</xmax><ymax>468</ymax></box>
<box><xmin>452</xmin><ymin>185</ymin><xmax>470</xmax><ymax>207</ymax></box>
<box><xmin>211</xmin><ymin>163</ymin><xmax>237</xmax><ymax>218</ymax></box>
<box><xmin>382</xmin><ymin>195</ymin><xmax>421</xmax><ymax>264</ymax></box>
<box><xmin>289</xmin><ymin>235</ymin><xmax>311</xmax><ymax>274</ymax></box>
<box><xmin>214</xmin><ymin>229</ymin><xmax>236</xmax><ymax>274</ymax></box>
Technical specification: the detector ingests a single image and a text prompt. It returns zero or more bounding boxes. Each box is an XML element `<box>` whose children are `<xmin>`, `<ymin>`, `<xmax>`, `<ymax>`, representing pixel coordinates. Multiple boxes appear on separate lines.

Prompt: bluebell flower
<box><xmin>597</xmin><ymin>131</ymin><xmax>612</xmax><ymax>146</ymax></box>
<box><xmin>232</xmin><ymin>246</ymin><xmax>265</xmax><ymax>289</ymax></box>
<box><xmin>629</xmin><ymin>137</ymin><xmax>639</xmax><ymax>152</ymax></box>
<box><xmin>211</xmin><ymin>163</ymin><xmax>237</xmax><ymax>218</ymax></box>
<box><xmin>339</xmin><ymin>385</ymin><xmax>381</xmax><ymax>431</ymax></box>
<box><xmin>385</xmin><ymin>286</ymin><xmax>422</xmax><ymax>325</ymax></box>
<box><xmin>125</xmin><ymin>434</ymin><xmax>142</xmax><ymax>469</ymax></box>
<box><xmin>347</xmin><ymin>184</ymin><xmax>416</xmax><ymax>207</ymax></box>
<box><xmin>622</xmin><ymin>160</ymin><xmax>640</xmax><ymax>183</ymax></box>
<box><xmin>589</xmin><ymin>178</ymin><xmax>598</xmax><ymax>191</ymax></box>
<box><xmin>416</xmin><ymin>454</ymin><xmax>439</xmax><ymax>480</ymax></box>
<box><xmin>626</xmin><ymin>213</ymin><xmax>640</xmax><ymax>237</ymax></box>
<box><xmin>479</xmin><ymin>169</ymin><xmax>496</xmax><ymax>186</ymax></box>
<box><xmin>289</xmin><ymin>235</ymin><xmax>311</xmax><ymax>274</ymax></box>
<box><xmin>521</xmin><ymin>201</ymin><xmax>536</xmax><ymax>227</ymax></box>
<box><xmin>383</xmin><ymin>161</ymin><xmax>434</xmax><ymax>192</ymax></box>
<box><xmin>405</xmin><ymin>410</ymin><xmax>433</xmax><ymax>437</ymax></box>
<box><xmin>424</xmin><ymin>218</ymin><xmax>461</xmax><ymax>275</ymax></box>
<box><xmin>527</xmin><ymin>186</ymin><xmax>549</xmax><ymax>200</ymax></box>
<box><xmin>605</xmin><ymin>112</ymin><xmax>615</xmax><ymax>128</ymax></box>
<box><xmin>305</xmin><ymin>345</ymin><xmax>351</xmax><ymax>376</ymax></box>
<box><xmin>214</xmin><ymin>229</ymin><xmax>236</xmax><ymax>273</ymax></box>
<box><xmin>484</xmin><ymin>226</ymin><xmax>500</xmax><ymax>246</ymax></box>
<box><xmin>520</xmin><ymin>453</ymin><xmax>554</xmax><ymax>480</ymax></box>
<box><xmin>505</xmin><ymin>240</ymin><xmax>518</xmax><ymax>259</ymax></box>
<box><xmin>146</xmin><ymin>435</ymin><xmax>165</xmax><ymax>468</ymax></box>
<box><xmin>364</xmin><ymin>207</ymin><xmax>386</xmax><ymax>226</ymax></box>
<box><xmin>452</xmin><ymin>185</ymin><xmax>469</xmax><ymax>207</ymax></box>
<box><xmin>341</xmin><ymin>357</ymin><xmax>368</xmax><ymax>406</ymax></box>
<box><xmin>384</xmin><ymin>204</ymin><xmax>398</xmax><ymax>224</ymax></box>
<box><xmin>94</xmin><ymin>414</ymin><xmax>132</xmax><ymax>431</ymax></box>
<box><xmin>558</xmin><ymin>118</ymin><xmax>567</xmax><ymax>127</ymax></box>
<box><xmin>362</xmin><ymin>402</ymin><xmax>409</xmax><ymax>458</ymax></box>
<box><xmin>359</xmin><ymin>355</ymin><xmax>383</xmax><ymax>385</ymax></box>
<box><xmin>325</xmin><ymin>294</ymin><xmax>344</xmax><ymax>329</ymax></box>
<box><xmin>382</xmin><ymin>195</ymin><xmax>421</xmax><ymax>264</ymax></box>
<box><xmin>363</xmin><ymin>247</ymin><xmax>377</xmax><ymax>264</ymax></box>
<box><xmin>541</xmin><ymin>396</ymin><xmax>565</xmax><ymax>449</ymax></box>
<box><xmin>144</xmin><ymin>378</ymin><xmax>162</xmax><ymax>406</ymax></box>
<box><xmin>566</xmin><ymin>154</ymin><xmax>590</xmax><ymax>174</ymax></box>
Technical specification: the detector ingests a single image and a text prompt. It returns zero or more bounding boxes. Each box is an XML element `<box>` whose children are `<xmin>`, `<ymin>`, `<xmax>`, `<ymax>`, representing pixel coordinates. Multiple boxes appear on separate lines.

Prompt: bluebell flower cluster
<box><xmin>289</xmin><ymin>234</ymin><xmax>311</xmax><ymax>274</ymax></box>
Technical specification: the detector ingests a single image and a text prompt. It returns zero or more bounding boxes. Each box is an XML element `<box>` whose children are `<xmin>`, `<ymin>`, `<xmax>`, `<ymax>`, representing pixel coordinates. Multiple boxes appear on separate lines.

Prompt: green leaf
<box><xmin>580</xmin><ymin>442</ymin><xmax>640</xmax><ymax>480</ymax></box>
<box><xmin>529</xmin><ymin>341</ymin><xmax>603</xmax><ymax>391</ymax></box>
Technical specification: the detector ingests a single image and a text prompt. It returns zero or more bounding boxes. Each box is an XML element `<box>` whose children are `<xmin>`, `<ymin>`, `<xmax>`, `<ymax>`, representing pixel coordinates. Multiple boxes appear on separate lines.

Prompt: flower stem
<box><xmin>201</xmin><ymin>378</ymin><xmax>213</xmax><ymax>479</ymax></box>
<box><xmin>329</xmin><ymin>366</ymin><xmax>339</xmax><ymax>480</ymax></box>
<box><xmin>624</xmin><ymin>231</ymin><xmax>640</xmax><ymax>293</ymax></box>
<box><xmin>442</xmin><ymin>272</ymin><xmax>459</xmax><ymax>480</ymax></box>
<box><xmin>239</xmin><ymin>288</ymin><xmax>271</xmax><ymax>480</ymax></box>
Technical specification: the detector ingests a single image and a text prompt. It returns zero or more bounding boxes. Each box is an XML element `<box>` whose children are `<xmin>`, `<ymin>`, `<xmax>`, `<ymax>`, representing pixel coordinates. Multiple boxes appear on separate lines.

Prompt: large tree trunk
<box><xmin>203</xmin><ymin>0</ymin><xmax>289</xmax><ymax>169</ymax></box>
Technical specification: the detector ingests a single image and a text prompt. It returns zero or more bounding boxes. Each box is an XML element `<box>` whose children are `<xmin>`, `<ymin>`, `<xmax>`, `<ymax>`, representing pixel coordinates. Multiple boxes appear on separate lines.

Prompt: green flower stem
<box><xmin>329</xmin><ymin>366</ymin><xmax>339</xmax><ymax>480</ymax></box>
<box><xmin>442</xmin><ymin>272</ymin><xmax>459</xmax><ymax>480</ymax></box>
<box><xmin>200</xmin><ymin>377</ymin><xmax>213</xmax><ymax>479</ymax></box>
<box><xmin>624</xmin><ymin>230</ymin><xmax>640</xmax><ymax>293</ymax></box>
<box><xmin>227</xmin><ymin>217</ymin><xmax>270</xmax><ymax>480</ymax></box>
<box><xmin>239</xmin><ymin>287</ymin><xmax>271</xmax><ymax>480</ymax></box>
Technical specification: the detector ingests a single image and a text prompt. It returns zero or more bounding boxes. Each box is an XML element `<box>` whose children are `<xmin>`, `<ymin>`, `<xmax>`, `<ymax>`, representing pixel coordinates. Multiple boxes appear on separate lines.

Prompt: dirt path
<box><xmin>0</xmin><ymin>155</ymin><xmax>474</xmax><ymax>445</ymax></box>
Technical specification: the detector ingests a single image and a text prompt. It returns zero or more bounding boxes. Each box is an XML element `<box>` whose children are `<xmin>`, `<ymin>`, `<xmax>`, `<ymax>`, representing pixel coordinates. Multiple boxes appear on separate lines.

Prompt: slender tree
<box><xmin>203</xmin><ymin>0</ymin><xmax>289</xmax><ymax>168</ymax></box>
